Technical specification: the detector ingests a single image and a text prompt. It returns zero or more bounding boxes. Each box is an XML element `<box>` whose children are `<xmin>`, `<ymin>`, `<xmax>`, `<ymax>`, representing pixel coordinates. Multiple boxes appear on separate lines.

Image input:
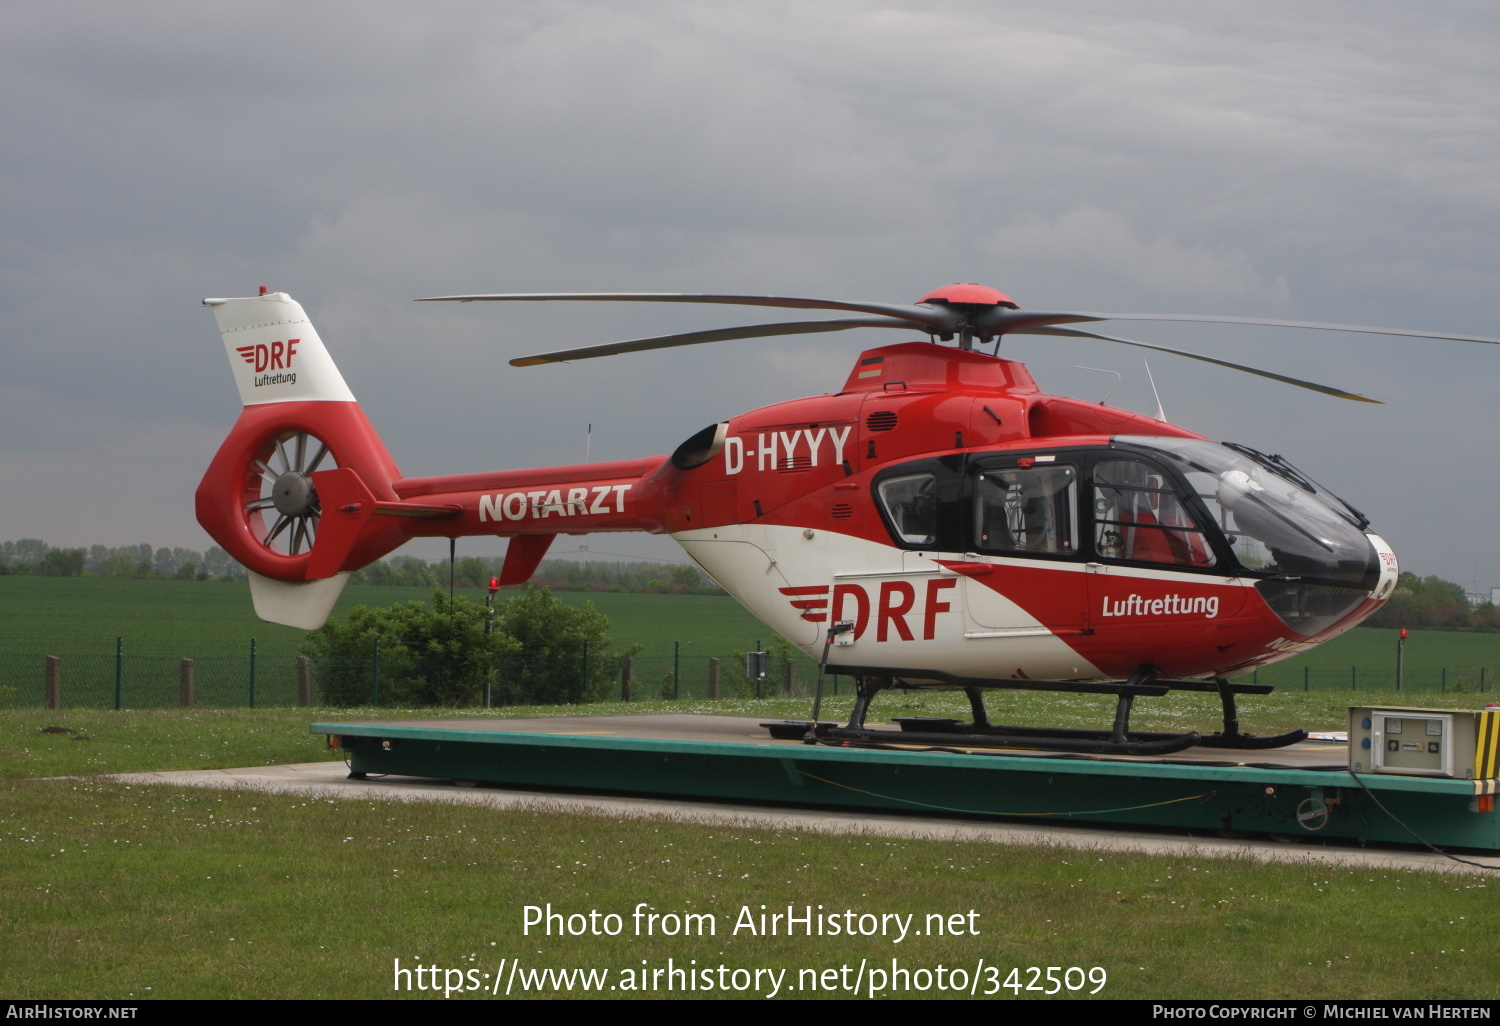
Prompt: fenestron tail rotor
<box><xmin>246</xmin><ymin>430</ymin><xmax>335</xmax><ymax>557</ymax></box>
<box><xmin>418</xmin><ymin>283</ymin><xmax>1500</xmax><ymax>402</ymax></box>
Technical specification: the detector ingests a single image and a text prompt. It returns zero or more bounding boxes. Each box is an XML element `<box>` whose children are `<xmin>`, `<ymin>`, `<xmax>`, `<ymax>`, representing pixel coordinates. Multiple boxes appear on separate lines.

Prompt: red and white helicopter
<box><xmin>196</xmin><ymin>284</ymin><xmax>1495</xmax><ymax>755</ymax></box>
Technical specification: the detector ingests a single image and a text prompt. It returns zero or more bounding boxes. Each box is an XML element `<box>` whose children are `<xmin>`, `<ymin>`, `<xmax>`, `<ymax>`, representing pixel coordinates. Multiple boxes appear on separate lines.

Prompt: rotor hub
<box><xmin>271</xmin><ymin>471</ymin><xmax>318</xmax><ymax>517</ymax></box>
<box><xmin>917</xmin><ymin>283</ymin><xmax>1018</xmax><ymax>309</ymax></box>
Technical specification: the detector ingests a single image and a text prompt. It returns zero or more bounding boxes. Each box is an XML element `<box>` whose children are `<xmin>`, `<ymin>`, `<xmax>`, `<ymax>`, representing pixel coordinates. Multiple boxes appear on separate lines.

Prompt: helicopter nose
<box><xmin>1367</xmin><ymin>534</ymin><xmax>1399</xmax><ymax>601</ymax></box>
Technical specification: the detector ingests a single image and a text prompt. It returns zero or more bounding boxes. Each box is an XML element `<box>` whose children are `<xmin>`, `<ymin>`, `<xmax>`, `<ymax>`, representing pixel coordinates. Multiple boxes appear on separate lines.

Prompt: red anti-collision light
<box><xmin>488</xmin><ymin>577</ymin><xmax>500</xmax><ymax>593</ymax></box>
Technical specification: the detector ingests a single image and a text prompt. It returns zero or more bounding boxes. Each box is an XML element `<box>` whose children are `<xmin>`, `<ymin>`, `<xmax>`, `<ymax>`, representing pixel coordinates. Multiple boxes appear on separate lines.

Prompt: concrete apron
<box><xmin>103</xmin><ymin>760</ymin><xmax>1500</xmax><ymax>876</ymax></box>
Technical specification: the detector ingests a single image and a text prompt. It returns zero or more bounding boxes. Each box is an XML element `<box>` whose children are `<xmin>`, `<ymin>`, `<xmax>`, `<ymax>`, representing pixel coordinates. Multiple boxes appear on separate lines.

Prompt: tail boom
<box><xmin>392</xmin><ymin>457</ymin><xmax>668</xmax><ymax>537</ymax></box>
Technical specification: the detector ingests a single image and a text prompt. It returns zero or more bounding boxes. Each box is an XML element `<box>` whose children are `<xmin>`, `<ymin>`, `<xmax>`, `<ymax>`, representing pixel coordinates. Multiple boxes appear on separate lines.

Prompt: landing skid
<box><xmin>764</xmin><ymin>663</ymin><xmax>1307</xmax><ymax>757</ymax></box>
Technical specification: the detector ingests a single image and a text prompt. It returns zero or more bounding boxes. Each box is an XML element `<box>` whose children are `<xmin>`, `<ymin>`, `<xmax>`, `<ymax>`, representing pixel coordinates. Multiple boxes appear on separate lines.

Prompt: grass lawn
<box><xmin>1</xmin><ymin>697</ymin><xmax>1498</xmax><ymax>1000</ymax></box>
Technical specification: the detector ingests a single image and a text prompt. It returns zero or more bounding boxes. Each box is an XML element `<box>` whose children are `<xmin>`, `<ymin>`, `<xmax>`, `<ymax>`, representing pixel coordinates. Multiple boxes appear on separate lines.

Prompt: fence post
<box><xmin>248</xmin><ymin>637</ymin><xmax>257</xmax><ymax>709</ymax></box>
<box><xmin>708</xmin><ymin>657</ymin><xmax>720</xmax><ymax>699</ymax></box>
<box><xmin>372</xmin><ymin>637</ymin><xmax>381</xmax><ymax>706</ymax></box>
<box><xmin>44</xmin><ymin>656</ymin><xmax>60</xmax><ymax>711</ymax></box>
<box><xmin>1303</xmin><ymin>665</ymin><xmax>1308</xmax><ymax>692</ymax></box>
<box><xmin>180</xmin><ymin>658</ymin><xmax>195</xmax><ymax>708</ymax></box>
<box><xmin>673</xmin><ymin>641</ymin><xmax>680</xmax><ymax>701</ymax></box>
<box><xmin>297</xmin><ymin>656</ymin><xmax>311</xmax><ymax>707</ymax></box>
<box><xmin>783</xmin><ymin>659</ymin><xmax>794</xmax><ymax>697</ymax></box>
<box><xmin>621</xmin><ymin>657</ymin><xmax>634</xmax><ymax>702</ymax></box>
<box><xmin>1351</xmin><ymin>666</ymin><xmax>1356</xmax><ymax>691</ymax></box>
<box><xmin>114</xmin><ymin>637</ymin><xmax>123</xmax><ymax>711</ymax></box>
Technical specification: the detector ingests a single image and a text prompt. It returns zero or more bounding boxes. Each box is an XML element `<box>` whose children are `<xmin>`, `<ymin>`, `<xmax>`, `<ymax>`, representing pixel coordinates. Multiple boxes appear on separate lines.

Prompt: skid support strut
<box><xmin>767</xmin><ymin>663</ymin><xmax>1306</xmax><ymax>756</ymax></box>
<box><xmin>1197</xmin><ymin>678</ymin><xmax>1307</xmax><ymax>750</ymax></box>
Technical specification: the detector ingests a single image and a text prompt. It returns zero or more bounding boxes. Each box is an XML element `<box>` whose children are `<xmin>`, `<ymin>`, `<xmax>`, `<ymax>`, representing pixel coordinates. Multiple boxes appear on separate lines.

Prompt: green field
<box><xmin>1241</xmin><ymin>627</ymin><xmax>1500</xmax><ymax>691</ymax></box>
<box><xmin>0</xmin><ymin>577</ymin><xmax>792</xmax><ymax>709</ymax></box>
<box><xmin>4</xmin><ymin>577</ymin><xmax>1500</xmax><ymax>710</ymax></box>
<box><xmin>0</xmin><ymin>577</ymin><xmax>775</xmax><ymax>657</ymax></box>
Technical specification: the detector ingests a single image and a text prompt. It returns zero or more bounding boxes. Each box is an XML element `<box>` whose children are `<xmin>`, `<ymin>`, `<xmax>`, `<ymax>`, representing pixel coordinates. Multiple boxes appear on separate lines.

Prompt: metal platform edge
<box><xmin>310</xmin><ymin>719</ymin><xmax>1500</xmax><ymax>851</ymax></box>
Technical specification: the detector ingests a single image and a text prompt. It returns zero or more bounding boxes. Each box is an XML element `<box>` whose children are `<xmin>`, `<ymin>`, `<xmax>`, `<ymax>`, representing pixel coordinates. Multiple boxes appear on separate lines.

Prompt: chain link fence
<box><xmin>1245</xmin><ymin>663</ymin><xmax>1494</xmax><ymax>694</ymax></box>
<box><xmin>0</xmin><ymin>637</ymin><xmax>839</xmax><ymax>710</ymax></box>
<box><xmin>0</xmin><ymin>640</ymin><xmax>313</xmax><ymax>710</ymax></box>
<box><xmin>4</xmin><ymin>636</ymin><xmax>1488</xmax><ymax>711</ymax></box>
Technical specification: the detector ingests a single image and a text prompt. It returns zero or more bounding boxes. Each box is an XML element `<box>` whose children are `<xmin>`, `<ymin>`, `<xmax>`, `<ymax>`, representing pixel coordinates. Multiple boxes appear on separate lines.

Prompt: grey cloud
<box><xmin>1</xmin><ymin>0</ymin><xmax>1496</xmax><ymax>583</ymax></box>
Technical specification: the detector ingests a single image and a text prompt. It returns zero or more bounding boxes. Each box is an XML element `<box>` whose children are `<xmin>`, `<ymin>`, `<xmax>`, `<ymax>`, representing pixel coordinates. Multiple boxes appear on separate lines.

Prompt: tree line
<box><xmin>0</xmin><ymin>537</ymin><xmax>721</xmax><ymax>596</ymax></box>
<box><xmin>0</xmin><ymin>539</ymin><xmax>244</xmax><ymax>580</ymax></box>
<box><xmin>1365</xmin><ymin>572</ymin><xmax>1500</xmax><ymax>632</ymax></box>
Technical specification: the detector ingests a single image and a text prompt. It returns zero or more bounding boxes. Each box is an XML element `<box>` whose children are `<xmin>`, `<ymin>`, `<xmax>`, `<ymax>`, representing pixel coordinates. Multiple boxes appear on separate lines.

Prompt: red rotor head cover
<box><xmin>917</xmin><ymin>283</ymin><xmax>1018</xmax><ymax>308</ymax></box>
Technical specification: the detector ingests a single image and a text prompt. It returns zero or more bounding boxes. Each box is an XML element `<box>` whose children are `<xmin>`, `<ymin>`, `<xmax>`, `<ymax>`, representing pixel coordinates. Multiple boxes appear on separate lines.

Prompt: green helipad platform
<box><xmin>311</xmin><ymin>714</ymin><xmax>1500</xmax><ymax>851</ymax></box>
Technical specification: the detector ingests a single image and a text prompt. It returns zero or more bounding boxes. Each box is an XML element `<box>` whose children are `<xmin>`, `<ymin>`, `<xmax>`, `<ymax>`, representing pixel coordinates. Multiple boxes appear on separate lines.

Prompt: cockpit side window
<box><xmin>1092</xmin><ymin>459</ymin><xmax>1213</xmax><ymax>567</ymax></box>
<box><xmin>974</xmin><ymin>465</ymin><xmax>1078</xmax><ymax>555</ymax></box>
<box><xmin>877</xmin><ymin>474</ymin><xmax>938</xmax><ymax>546</ymax></box>
<box><xmin>1172</xmin><ymin>464</ymin><xmax>1274</xmax><ymax>571</ymax></box>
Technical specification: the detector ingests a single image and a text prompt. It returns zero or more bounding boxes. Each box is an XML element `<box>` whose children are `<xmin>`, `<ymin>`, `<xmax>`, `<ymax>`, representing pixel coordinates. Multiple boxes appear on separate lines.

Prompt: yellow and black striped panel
<box><xmin>1474</xmin><ymin>710</ymin><xmax>1500</xmax><ymax>781</ymax></box>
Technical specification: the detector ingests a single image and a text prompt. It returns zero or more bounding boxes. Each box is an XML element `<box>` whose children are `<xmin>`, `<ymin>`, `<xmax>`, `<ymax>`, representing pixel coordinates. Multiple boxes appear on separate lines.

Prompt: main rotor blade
<box><xmin>419</xmin><ymin>292</ymin><xmax>949</xmax><ymax>329</ymax></box>
<box><xmin>511</xmin><ymin>317</ymin><xmax>922</xmax><ymax>367</ymax></box>
<box><xmin>1025</xmin><ymin>311</ymin><xmax>1500</xmax><ymax>346</ymax></box>
<box><xmin>980</xmin><ymin>309</ymin><xmax>1104</xmax><ymax>332</ymax></box>
<box><xmin>1015</xmin><ymin>326</ymin><xmax>1382</xmax><ymax>403</ymax></box>
<box><xmin>421</xmin><ymin>292</ymin><xmax>1500</xmax><ymax>345</ymax></box>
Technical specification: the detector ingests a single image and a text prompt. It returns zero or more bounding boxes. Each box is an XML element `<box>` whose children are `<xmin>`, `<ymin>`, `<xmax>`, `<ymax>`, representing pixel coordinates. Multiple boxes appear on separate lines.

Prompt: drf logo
<box><xmin>237</xmin><ymin>339</ymin><xmax>300</xmax><ymax>373</ymax></box>
<box><xmin>780</xmin><ymin>579</ymin><xmax>956</xmax><ymax>641</ymax></box>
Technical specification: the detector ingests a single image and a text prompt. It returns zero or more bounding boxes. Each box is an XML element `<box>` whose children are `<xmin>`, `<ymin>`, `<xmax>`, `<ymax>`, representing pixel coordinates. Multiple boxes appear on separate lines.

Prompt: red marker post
<box><xmin>1397</xmin><ymin>628</ymin><xmax>1407</xmax><ymax>691</ymax></box>
<box><xmin>484</xmin><ymin>576</ymin><xmax>501</xmax><ymax>708</ymax></box>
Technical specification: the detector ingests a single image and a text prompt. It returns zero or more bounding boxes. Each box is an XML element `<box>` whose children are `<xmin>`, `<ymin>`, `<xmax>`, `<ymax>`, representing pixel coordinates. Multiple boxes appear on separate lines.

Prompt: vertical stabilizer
<box><xmin>203</xmin><ymin>292</ymin><xmax>356</xmax><ymax>406</ymax></box>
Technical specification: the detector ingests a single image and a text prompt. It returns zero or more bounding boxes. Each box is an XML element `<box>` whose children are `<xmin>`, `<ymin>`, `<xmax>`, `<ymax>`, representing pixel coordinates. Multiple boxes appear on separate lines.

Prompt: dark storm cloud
<box><xmin>1</xmin><ymin>1</ymin><xmax>1496</xmax><ymax>583</ymax></box>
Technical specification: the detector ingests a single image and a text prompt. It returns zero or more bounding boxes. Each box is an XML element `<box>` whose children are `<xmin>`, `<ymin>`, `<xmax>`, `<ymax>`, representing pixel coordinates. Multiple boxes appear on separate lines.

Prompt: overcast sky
<box><xmin>3</xmin><ymin>1</ymin><xmax>1498</xmax><ymax>587</ymax></box>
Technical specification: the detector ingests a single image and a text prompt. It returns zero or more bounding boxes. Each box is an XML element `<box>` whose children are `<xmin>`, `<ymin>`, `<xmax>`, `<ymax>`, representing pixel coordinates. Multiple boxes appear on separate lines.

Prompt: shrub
<box><xmin>302</xmin><ymin>591</ymin><xmax>517</xmax><ymax>707</ymax></box>
<box><xmin>491</xmin><ymin>585</ymin><xmax>616</xmax><ymax>705</ymax></box>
